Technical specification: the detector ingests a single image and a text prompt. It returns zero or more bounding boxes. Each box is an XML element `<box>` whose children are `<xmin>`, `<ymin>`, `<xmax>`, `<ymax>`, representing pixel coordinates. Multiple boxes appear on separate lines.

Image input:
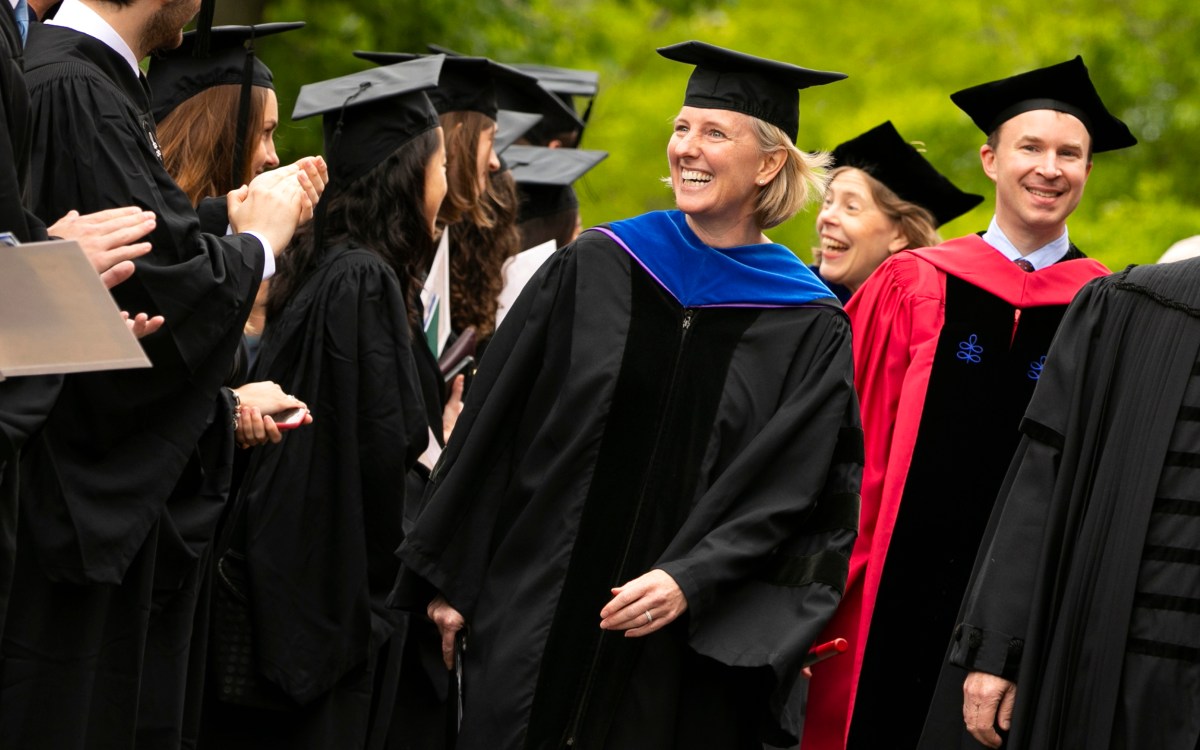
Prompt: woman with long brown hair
<box><xmin>147</xmin><ymin>23</ymin><xmax>310</xmax><ymax>446</ymax></box>
<box><xmin>149</xmin><ymin>23</ymin><xmax>302</xmax><ymax>212</ymax></box>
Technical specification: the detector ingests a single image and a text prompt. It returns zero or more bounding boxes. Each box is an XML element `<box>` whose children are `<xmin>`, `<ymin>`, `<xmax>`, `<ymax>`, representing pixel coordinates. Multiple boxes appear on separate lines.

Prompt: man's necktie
<box><xmin>1014</xmin><ymin>258</ymin><xmax>1035</xmax><ymax>272</ymax></box>
<box><xmin>14</xmin><ymin>0</ymin><xmax>29</xmax><ymax>45</ymax></box>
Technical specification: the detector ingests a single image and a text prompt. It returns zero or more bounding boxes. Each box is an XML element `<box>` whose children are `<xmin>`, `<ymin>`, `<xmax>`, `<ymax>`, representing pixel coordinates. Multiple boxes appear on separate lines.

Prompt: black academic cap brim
<box><xmin>507</xmin><ymin>145</ymin><xmax>607</xmax><ymax>221</ymax></box>
<box><xmin>950</xmin><ymin>55</ymin><xmax>1136</xmax><ymax>153</ymax></box>
<box><xmin>424</xmin><ymin>45</ymin><xmax>594</xmax><ymax>136</ymax></box>
<box><xmin>510</xmin><ymin>64</ymin><xmax>600</xmax><ymax>98</ymax></box>
<box><xmin>505</xmin><ymin>145</ymin><xmax>607</xmax><ymax>187</ymax></box>
<box><xmin>494</xmin><ymin>72</ymin><xmax>585</xmax><ymax>136</ymax></box>
<box><xmin>831</xmin><ymin>121</ymin><xmax>984</xmax><ymax>227</ymax></box>
<box><xmin>148</xmin><ymin>22</ymin><xmax>303</xmax><ymax>123</ymax></box>
<box><xmin>354</xmin><ymin>51</ymin><xmax>536</xmax><ymax>121</ymax></box>
<box><xmin>496</xmin><ymin>110</ymin><xmax>543</xmax><ymax>154</ymax></box>
<box><xmin>657</xmin><ymin>40</ymin><xmax>846</xmax><ymax>142</ymax></box>
<box><xmin>293</xmin><ymin>56</ymin><xmax>444</xmax><ymax>184</ymax></box>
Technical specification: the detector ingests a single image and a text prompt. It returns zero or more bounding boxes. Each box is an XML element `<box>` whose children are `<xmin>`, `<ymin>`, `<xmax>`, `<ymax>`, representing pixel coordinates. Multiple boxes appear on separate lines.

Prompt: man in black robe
<box><xmin>919</xmin><ymin>259</ymin><xmax>1200</xmax><ymax>750</ymax></box>
<box><xmin>2</xmin><ymin>0</ymin><xmax>165</xmax><ymax>647</ymax></box>
<box><xmin>805</xmin><ymin>57</ymin><xmax>1138</xmax><ymax>750</ymax></box>
<box><xmin>0</xmin><ymin>0</ymin><xmax>321</xmax><ymax>746</ymax></box>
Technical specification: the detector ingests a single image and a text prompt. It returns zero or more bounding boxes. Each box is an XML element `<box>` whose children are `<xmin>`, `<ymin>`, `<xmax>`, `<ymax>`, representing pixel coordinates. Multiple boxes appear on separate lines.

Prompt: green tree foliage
<box><xmin>241</xmin><ymin>0</ymin><xmax>1200</xmax><ymax>269</ymax></box>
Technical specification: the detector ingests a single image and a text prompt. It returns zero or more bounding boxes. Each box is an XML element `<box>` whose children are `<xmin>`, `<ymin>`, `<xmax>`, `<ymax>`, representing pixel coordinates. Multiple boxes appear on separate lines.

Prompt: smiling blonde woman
<box><xmin>391</xmin><ymin>41</ymin><xmax>864</xmax><ymax>750</ymax></box>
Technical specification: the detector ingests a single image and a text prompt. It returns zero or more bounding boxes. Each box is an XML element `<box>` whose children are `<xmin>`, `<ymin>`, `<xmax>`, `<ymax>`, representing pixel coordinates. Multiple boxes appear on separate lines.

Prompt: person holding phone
<box><xmin>199</xmin><ymin>58</ymin><xmax>445</xmax><ymax>749</ymax></box>
<box><xmin>391</xmin><ymin>42</ymin><xmax>862</xmax><ymax>749</ymax></box>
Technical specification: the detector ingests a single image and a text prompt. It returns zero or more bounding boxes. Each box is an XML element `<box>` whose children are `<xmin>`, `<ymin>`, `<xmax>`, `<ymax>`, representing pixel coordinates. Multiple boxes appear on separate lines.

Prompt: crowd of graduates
<box><xmin>3</xmin><ymin>1</ymin><xmax>1199</xmax><ymax>749</ymax></box>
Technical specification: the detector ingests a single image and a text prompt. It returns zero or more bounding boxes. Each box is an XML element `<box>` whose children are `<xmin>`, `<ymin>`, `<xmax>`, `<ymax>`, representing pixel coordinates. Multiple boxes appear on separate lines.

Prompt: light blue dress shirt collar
<box><xmin>980</xmin><ymin>216</ymin><xmax>1071</xmax><ymax>271</ymax></box>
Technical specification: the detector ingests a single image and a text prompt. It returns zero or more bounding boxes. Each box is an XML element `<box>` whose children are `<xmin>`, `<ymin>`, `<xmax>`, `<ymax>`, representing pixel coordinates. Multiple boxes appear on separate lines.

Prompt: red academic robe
<box><xmin>800</xmin><ymin>235</ymin><xmax>1108</xmax><ymax>749</ymax></box>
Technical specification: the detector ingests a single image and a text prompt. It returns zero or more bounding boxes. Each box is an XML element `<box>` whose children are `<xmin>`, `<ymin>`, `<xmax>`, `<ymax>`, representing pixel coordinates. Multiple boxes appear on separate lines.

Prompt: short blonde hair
<box><xmin>750</xmin><ymin>118</ymin><xmax>831</xmax><ymax>229</ymax></box>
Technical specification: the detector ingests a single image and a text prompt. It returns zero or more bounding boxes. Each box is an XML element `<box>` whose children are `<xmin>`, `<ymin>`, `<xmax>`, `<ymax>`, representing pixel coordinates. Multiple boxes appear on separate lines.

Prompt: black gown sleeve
<box><xmin>947</xmin><ymin>281</ymin><xmax>1106</xmax><ymax>681</ymax></box>
<box><xmin>392</xmin><ymin>242</ymin><xmax>578</xmax><ymax>612</ymax></box>
<box><xmin>948</xmin><ymin>435</ymin><xmax>1061</xmax><ymax>680</ymax></box>
<box><xmin>195</xmin><ymin>196</ymin><xmax>229</xmax><ymax>237</ymax></box>
<box><xmin>15</xmin><ymin>60</ymin><xmax>264</xmax><ymax>583</ymax></box>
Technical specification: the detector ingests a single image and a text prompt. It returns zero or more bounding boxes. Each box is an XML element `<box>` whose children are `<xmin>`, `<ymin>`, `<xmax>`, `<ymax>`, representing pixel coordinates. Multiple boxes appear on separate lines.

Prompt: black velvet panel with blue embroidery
<box><xmin>848</xmin><ymin>274</ymin><xmax>1069</xmax><ymax>750</ymax></box>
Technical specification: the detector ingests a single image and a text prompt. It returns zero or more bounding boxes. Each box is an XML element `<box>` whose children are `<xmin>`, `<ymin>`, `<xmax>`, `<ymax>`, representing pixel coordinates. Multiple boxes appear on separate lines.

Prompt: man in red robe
<box><xmin>802</xmin><ymin>56</ymin><xmax>1137</xmax><ymax>750</ymax></box>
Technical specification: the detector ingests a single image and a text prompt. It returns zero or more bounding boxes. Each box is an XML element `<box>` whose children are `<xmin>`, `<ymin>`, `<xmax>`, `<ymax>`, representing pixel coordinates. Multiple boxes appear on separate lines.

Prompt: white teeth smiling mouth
<box><xmin>1026</xmin><ymin>187</ymin><xmax>1062</xmax><ymax>198</ymax></box>
<box><xmin>821</xmin><ymin>237</ymin><xmax>849</xmax><ymax>252</ymax></box>
<box><xmin>681</xmin><ymin>169</ymin><xmax>713</xmax><ymax>184</ymax></box>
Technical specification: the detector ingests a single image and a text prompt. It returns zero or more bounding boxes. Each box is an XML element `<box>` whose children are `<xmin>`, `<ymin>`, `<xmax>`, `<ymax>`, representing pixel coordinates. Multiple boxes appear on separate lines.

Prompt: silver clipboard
<box><xmin>0</xmin><ymin>240</ymin><xmax>152</xmax><ymax>380</ymax></box>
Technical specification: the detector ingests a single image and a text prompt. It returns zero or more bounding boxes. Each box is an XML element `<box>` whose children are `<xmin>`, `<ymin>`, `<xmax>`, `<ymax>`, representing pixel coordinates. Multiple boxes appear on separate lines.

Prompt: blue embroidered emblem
<box><xmin>957</xmin><ymin>334</ymin><xmax>983</xmax><ymax>364</ymax></box>
<box><xmin>1028</xmin><ymin>355</ymin><xmax>1046</xmax><ymax>381</ymax></box>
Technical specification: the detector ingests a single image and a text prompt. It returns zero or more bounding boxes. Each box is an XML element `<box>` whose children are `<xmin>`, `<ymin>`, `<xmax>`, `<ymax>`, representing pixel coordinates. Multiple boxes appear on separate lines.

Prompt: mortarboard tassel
<box><xmin>192</xmin><ymin>0</ymin><xmax>216</xmax><ymax>58</ymax></box>
<box><xmin>231</xmin><ymin>29</ymin><xmax>257</xmax><ymax>188</ymax></box>
<box><xmin>312</xmin><ymin>81</ymin><xmax>372</xmax><ymax>253</ymax></box>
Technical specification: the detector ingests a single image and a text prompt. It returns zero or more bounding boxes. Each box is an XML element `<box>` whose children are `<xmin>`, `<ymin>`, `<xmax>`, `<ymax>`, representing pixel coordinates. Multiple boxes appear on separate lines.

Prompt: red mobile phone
<box><xmin>272</xmin><ymin>407</ymin><xmax>308</xmax><ymax>431</ymax></box>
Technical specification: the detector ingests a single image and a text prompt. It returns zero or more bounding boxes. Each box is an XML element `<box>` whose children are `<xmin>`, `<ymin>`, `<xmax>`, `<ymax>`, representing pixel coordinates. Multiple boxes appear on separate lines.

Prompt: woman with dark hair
<box><xmin>355</xmin><ymin>52</ymin><xmax>547</xmax><ymax>350</ymax></box>
<box><xmin>814</xmin><ymin>121</ymin><xmax>982</xmax><ymax>297</ymax></box>
<box><xmin>392</xmin><ymin>42</ymin><xmax>863</xmax><ymax>749</ymax></box>
<box><xmin>198</xmin><ymin>58</ymin><xmax>447</xmax><ymax>749</ymax></box>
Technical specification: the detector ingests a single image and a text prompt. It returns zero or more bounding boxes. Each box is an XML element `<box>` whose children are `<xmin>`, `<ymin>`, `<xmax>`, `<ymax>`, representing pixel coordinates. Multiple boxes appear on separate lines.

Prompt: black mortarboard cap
<box><xmin>950</xmin><ymin>56</ymin><xmax>1136</xmax><ymax>153</ymax></box>
<box><xmin>506</xmin><ymin>63</ymin><xmax>599</xmax><ymax>134</ymax></box>
<box><xmin>656</xmin><ymin>41</ymin><xmax>846</xmax><ymax>142</ymax></box>
<box><xmin>425</xmin><ymin>45</ymin><xmax>595</xmax><ymax>142</ymax></box>
<box><xmin>353</xmin><ymin>51</ymin><xmax>536</xmax><ymax>121</ymax></box>
<box><xmin>150</xmin><ymin>22</ymin><xmax>303</xmax><ymax>188</ymax></box>
<box><xmin>425</xmin><ymin>44</ymin><xmax>599</xmax><ymax>99</ymax></box>
<box><xmin>292</xmin><ymin>56</ymin><xmax>443</xmax><ymax>184</ymax></box>
<box><xmin>506</xmin><ymin>145</ymin><xmax>607</xmax><ymax>221</ymax></box>
<box><xmin>148</xmin><ymin>23</ymin><xmax>303</xmax><ymax>123</ymax></box>
<box><xmin>509</xmin><ymin>64</ymin><xmax>600</xmax><ymax>99</ymax></box>
<box><xmin>831</xmin><ymin>122</ymin><xmax>984</xmax><ymax>227</ymax></box>
<box><xmin>493</xmin><ymin>70</ymin><xmax>585</xmax><ymax>138</ymax></box>
<box><xmin>495</xmin><ymin>110</ymin><xmax>543</xmax><ymax>154</ymax></box>
<box><xmin>506</xmin><ymin>145</ymin><xmax>607</xmax><ymax>187</ymax></box>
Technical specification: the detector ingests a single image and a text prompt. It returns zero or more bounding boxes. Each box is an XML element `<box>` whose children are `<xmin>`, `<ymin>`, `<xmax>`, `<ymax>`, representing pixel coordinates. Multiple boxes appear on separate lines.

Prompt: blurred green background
<box><xmin>214</xmin><ymin>0</ymin><xmax>1200</xmax><ymax>269</ymax></box>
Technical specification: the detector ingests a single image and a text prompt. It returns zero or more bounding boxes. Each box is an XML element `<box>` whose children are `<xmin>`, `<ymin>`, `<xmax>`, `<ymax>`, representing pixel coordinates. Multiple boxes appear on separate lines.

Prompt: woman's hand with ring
<box><xmin>599</xmin><ymin>569</ymin><xmax>687</xmax><ymax>638</ymax></box>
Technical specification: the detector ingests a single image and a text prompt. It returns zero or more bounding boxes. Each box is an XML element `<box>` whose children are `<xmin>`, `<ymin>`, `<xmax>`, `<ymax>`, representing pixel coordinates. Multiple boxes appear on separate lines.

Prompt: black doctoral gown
<box><xmin>0</xmin><ymin>0</ymin><xmax>57</xmax><ymax>646</ymax></box>
<box><xmin>0</xmin><ymin>23</ymin><xmax>264</xmax><ymax>749</ymax></box>
<box><xmin>199</xmin><ymin>244</ymin><xmax>428</xmax><ymax>749</ymax></box>
<box><xmin>919</xmin><ymin>261</ymin><xmax>1200</xmax><ymax>750</ymax></box>
<box><xmin>837</xmin><ymin>237</ymin><xmax>1106</xmax><ymax>750</ymax></box>
<box><xmin>393</xmin><ymin>223</ymin><xmax>863</xmax><ymax>750</ymax></box>
<box><xmin>1</xmin><ymin>0</ymin><xmax>44</xmax><ymax>242</ymax></box>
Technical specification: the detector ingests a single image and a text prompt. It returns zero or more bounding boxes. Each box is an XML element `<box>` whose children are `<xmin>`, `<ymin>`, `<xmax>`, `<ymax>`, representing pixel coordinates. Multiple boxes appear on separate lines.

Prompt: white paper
<box><xmin>494</xmin><ymin>240</ymin><xmax>557</xmax><ymax>329</ymax></box>
<box><xmin>421</xmin><ymin>229</ymin><xmax>452</xmax><ymax>358</ymax></box>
